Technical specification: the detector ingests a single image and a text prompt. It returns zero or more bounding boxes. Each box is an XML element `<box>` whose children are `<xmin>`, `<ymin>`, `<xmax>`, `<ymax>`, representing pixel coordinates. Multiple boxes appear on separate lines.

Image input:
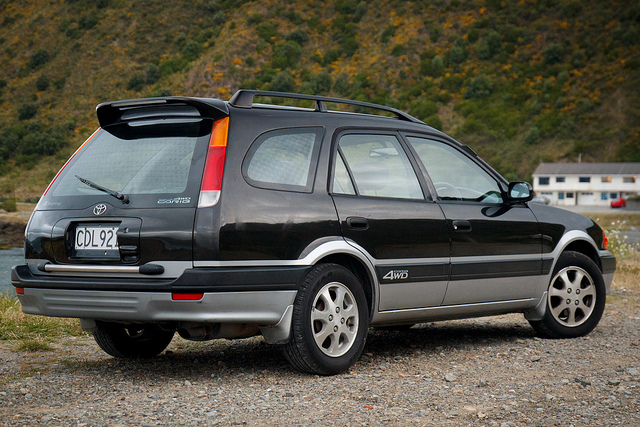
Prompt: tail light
<box><xmin>198</xmin><ymin>117</ymin><xmax>229</xmax><ymax>208</ymax></box>
<box><xmin>41</xmin><ymin>128</ymin><xmax>100</xmax><ymax>197</ymax></box>
<box><xmin>603</xmin><ymin>231</ymin><xmax>609</xmax><ymax>251</ymax></box>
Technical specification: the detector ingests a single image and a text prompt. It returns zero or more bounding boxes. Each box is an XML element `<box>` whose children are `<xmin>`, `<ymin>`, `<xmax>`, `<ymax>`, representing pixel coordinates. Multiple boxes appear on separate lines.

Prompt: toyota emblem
<box><xmin>93</xmin><ymin>204</ymin><xmax>107</xmax><ymax>216</ymax></box>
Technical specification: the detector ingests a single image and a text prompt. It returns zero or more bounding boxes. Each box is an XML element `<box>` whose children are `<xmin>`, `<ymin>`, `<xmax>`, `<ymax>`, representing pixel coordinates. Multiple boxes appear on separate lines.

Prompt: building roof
<box><xmin>533</xmin><ymin>163</ymin><xmax>640</xmax><ymax>176</ymax></box>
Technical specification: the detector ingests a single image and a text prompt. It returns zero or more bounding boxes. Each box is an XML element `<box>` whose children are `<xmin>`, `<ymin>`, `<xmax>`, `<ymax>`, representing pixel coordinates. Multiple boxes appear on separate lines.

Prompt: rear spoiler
<box><xmin>96</xmin><ymin>97</ymin><xmax>229</xmax><ymax>127</ymax></box>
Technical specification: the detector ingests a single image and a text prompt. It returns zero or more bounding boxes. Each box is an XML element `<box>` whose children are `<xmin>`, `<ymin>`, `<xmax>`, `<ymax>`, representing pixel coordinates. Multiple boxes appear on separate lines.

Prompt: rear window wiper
<box><xmin>75</xmin><ymin>175</ymin><xmax>130</xmax><ymax>204</ymax></box>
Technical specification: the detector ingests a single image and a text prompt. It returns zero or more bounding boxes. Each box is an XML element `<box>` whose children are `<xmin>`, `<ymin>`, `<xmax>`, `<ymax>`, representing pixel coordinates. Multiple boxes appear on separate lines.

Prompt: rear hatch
<box><xmin>25</xmin><ymin>98</ymin><xmax>228</xmax><ymax>277</ymax></box>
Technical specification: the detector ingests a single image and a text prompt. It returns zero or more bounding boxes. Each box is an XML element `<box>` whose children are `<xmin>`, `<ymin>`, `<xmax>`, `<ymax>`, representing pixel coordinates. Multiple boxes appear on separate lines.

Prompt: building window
<box><xmin>579</xmin><ymin>177</ymin><xmax>590</xmax><ymax>183</ymax></box>
<box><xmin>610</xmin><ymin>193</ymin><xmax>618</xmax><ymax>199</ymax></box>
<box><xmin>601</xmin><ymin>176</ymin><xmax>611</xmax><ymax>183</ymax></box>
<box><xmin>623</xmin><ymin>176</ymin><xmax>636</xmax><ymax>183</ymax></box>
<box><xmin>601</xmin><ymin>193</ymin><xmax>608</xmax><ymax>200</ymax></box>
<box><xmin>558</xmin><ymin>192</ymin><xmax>565</xmax><ymax>200</ymax></box>
<box><xmin>538</xmin><ymin>177</ymin><xmax>550</xmax><ymax>185</ymax></box>
<box><xmin>567</xmin><ymin>192</ymin><xmax>574</xmax><ymax>198</ymax></box>
<box><xmin>556</xmin><ymin>176</ymin><xmax>565</xmax><ymax>183</ymax></box>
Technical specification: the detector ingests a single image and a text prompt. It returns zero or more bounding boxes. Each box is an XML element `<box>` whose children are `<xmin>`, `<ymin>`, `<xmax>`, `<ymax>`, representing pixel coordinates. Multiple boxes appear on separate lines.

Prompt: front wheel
<box><xmin>283</xmin><ymin>263</ymin><xmax>369</xmax><ymax>375</ymax></box>
<box><xmin>528</xmin><ymin>251</ymin><xmax>606</xmax><ymax>338</ymax></box>
<box><xmin>93</xmin><ymin>322</ymin><xmax>174</xmax><ymax>358</ymax></box>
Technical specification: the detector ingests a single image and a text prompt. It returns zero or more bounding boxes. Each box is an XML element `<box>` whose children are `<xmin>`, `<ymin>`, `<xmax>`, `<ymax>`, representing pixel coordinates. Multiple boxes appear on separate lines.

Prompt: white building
<box><xmin>532</xmin><ymin>163</ymin><xmax>640</xmax><ymax>206</ymax></box>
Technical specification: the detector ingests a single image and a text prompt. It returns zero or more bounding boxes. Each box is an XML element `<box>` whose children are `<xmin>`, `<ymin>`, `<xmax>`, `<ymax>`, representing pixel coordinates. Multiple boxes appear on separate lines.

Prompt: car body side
<box><xmin>12</xmin><ymin>99</ymin><xmax>616</xmax><ymax>347</ymax></box>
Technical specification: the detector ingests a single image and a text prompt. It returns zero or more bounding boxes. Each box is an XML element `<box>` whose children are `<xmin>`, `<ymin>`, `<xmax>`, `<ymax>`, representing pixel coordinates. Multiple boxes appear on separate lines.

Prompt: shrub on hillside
<box><xmin>18</xmin><ymin>104</ymin><xmax>37</xmax><ymax>121</ymax></box>
<box><xmin>477</xmin><ymin>30</ymin><xmax>502</xmax><ymax>60</ymax></box>
<box><xmin>543</xmin><ymin>43</ymin><xmax>565</xmax><ymax>65</ymax></box>
<box><xmin>28</xmin><ymin>49</ymin><xmax>49</xmax><ymax>70</ymax></box>
<box><xmin>464</xmin><ymin>74</ymin><xmax>493</xmax><ymax>99</ymax></box>
<box><xmin>525</xmin><ymin>126</ymin><xmax>541</xmax><ymax>145</ymax></box>
<box><xmin>0</xmin><ymin>198</ymin><xmax>17</xmax><ymax>212</ymax></box>
<box><xmin>36</xmin><ymin>74</ymin><xmax>49</xmax><ymax>91</ymax></box>
<box><xmin>272</xmin><ymin>41</ymin><xmax>301</xmax><ymax>70</ymax></box>
<box><xmin>269</xmin><ymin>71</ymin><xmax>295</xmax><ymax>92</ymax></box>
<box><xmin>127</xmin><ymin>73</ymin><xmax>144</xmax><ymax>91</ymax></box>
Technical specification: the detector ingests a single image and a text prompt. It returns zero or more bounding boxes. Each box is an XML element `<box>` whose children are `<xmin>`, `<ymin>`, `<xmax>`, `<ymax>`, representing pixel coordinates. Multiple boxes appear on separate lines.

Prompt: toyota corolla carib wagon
<box><xmin>12</xmin><ymin>90</ymin><xmax>616</xmax><ymax>375</ymax></box>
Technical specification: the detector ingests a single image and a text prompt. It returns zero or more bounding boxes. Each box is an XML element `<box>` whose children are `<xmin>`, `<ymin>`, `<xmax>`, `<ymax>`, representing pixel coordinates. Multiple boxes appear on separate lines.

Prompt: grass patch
<box><xmin>0</xmin><ymin>292</ymin><xmax>85</xmax><ymax>350</ymax></box>
<box><xmin>585</xmin><ymin>213</ymin><xmax>640</xmax><ymax>230</ymax></box>
<box><xmin>17</xmin><ymin>339</ymin><xmax>54</xmax><ymax>352</ymax></box>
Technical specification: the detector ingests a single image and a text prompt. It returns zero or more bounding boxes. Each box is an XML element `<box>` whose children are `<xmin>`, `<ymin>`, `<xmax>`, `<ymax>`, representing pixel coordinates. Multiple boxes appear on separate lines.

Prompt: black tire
<box><xmin>93</xmin><ymin>322</ymin><xmax>174</xmax><ymax>358</ymax></box>
<box><xmin>528</xmin><ymin>251</ymin><xmax>606</xmax><ymax>338</ymax></box>
<box><xmin>283</xmin><ymin>263</ymin><xmax>369</xmax><ymax>375</ymax></box>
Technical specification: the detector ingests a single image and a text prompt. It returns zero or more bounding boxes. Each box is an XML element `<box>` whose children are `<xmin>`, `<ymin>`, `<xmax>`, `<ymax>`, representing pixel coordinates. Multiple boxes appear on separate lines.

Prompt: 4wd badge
<box><xmin>383</xmin><ymin>270</ymin><xmax>409</xmax><ymax>281</ymax></box>
<box><xmin>93</xmin><ymin>204</ymin><xmax>107</xmax><ymax>216</ymax></box>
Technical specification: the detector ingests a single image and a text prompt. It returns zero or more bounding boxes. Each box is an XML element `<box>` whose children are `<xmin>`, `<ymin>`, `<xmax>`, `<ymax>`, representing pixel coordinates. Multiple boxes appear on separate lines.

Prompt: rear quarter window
<box><xmin>242</xmin><ymin>127</ymin><xmax>323</xmax><ymax>193</ymax></box>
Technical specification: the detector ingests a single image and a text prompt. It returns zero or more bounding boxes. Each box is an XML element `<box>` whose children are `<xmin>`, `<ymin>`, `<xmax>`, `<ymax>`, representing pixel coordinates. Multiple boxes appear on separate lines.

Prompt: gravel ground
<box><xmin>1</xmin><ymin>288</ymin><xmax>639</xmax><ymax>427</ymax></box>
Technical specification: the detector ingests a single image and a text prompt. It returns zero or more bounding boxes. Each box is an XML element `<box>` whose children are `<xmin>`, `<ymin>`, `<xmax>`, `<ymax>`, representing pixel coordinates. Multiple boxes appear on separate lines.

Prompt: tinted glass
<box><xmin>243</xmin><ymin>128</ymin><xmax>322</xmax><ymax>192</ymax></box>
<box><xmin>408</xmin><ymin>137</ymin><xmax>503</xmax><ymax>203</ymax></box>
<box><xmin>332</xmin><ymin>153</ymin><xmax>356</xmax><ymax>195</ymax></box>
<box><xmin>336</xmin><ymin>134</ymin><xmax>423</xmax><ymax>200</ymax></box>
<box><xmin>42</xmin><ymin>120</ymin><xmax>211</xmax><ymax>209</ymax></box>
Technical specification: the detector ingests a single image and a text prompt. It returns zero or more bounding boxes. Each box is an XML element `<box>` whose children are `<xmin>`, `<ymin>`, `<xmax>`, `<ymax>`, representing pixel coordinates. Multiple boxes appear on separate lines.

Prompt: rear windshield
<box><xmin>42</xmin><ymin>119</ymin><xmax>211</xmax><ymax>209</ymax></box>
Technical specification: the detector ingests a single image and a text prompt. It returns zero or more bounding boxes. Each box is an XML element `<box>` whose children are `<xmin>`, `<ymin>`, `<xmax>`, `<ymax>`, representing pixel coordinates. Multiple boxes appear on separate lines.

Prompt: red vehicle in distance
<box><xmin>610</xmin><ymin>197</ymin><xmax>626</xmax><ymax>208</ymax></box>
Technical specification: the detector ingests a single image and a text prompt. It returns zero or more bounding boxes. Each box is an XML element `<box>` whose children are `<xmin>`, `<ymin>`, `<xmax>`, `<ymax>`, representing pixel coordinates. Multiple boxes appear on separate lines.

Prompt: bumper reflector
<box><xmin>16</xmin><ymin>288</ymin><xmax>24</xmax><ymax>295</ymax></box>
<box><xmin>172</xmin><ymin>293</ymin><xmax>204</xmax><ymax>301</ymax></box>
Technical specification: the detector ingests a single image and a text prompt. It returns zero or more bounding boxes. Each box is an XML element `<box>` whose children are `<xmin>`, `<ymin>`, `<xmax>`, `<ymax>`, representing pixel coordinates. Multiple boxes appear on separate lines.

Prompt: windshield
<box><xmin>44</xmin><ymin>119</ymin><xmax>211</xmax><ymax>208</ymax></box>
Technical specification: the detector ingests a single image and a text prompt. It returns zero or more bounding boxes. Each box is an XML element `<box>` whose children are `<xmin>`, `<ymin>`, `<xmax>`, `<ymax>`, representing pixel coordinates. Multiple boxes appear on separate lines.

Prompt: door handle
<box><xmin>452</xmin><ymin>220</ymin><xmax>472</xmax><ymax>232</ymax></box>
<box><xmin>346</xmin><ymin>216</ymin><xmax>369</xmax><ymax>230</ymax></box>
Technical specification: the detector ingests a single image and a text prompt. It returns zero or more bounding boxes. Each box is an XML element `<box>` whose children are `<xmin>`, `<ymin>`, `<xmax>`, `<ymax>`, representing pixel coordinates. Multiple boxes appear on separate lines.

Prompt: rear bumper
<box><xmin>16</xmin><ymin>287</ymin><xmax>296</xmax><ymax>325</ymax></box>
<box><xmin>11</xmin><ymin>264</ymin><xmax>307</xmax><ymax>341</ymax></box>
<box><xmin>12</xmin><ymin>264</ymin><xmax>308</xmax><ymax>292</ymax></box>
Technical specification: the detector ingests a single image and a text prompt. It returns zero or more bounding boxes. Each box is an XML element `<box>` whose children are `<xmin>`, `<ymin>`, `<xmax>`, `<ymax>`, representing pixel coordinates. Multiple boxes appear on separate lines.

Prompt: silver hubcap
<box><xmin>311</xmin><ymin>282</ymin><xmax>359</xmax><ymax>357</ymax></box>
<box><xmin>548</xmin><ymin>266</ymin><xmax>596</xmax><ymax>327</ymax></box>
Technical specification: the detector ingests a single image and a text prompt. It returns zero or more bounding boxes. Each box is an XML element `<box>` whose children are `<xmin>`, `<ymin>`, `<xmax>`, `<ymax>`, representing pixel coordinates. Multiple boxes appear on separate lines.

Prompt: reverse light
<box><xmin>172</xmin><ymin>293</ymin><xmax>204</xmax><ymax>301</ymax></box>
<box><xmin>603</xmin><ymin>231</ymin><xmax>609</xmax><ymax>251</ymax></box>
<box><xmin>198</xmin><ymin>117</ymin><xmax>229</xmax><ymax>208</ymax></box>
<box><xmin>42</xmin><ymin>128</ymin><xmax>100</xmax><ymax>196</ymax></box>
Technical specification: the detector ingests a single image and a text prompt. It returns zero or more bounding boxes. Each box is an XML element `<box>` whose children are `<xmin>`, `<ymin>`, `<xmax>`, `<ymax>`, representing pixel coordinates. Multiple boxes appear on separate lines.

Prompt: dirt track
<box><xmin>1</xmin><ymin>297</ymin><xmax>638</xmax><ymax>426</ymax></box>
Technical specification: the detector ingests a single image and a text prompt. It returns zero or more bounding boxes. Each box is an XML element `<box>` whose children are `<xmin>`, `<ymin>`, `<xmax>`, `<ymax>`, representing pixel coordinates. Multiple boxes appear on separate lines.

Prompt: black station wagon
<box><xmin>12</xmin><ymin>90</ymin><xmax>616</xmax><ymax>375</ymax></box>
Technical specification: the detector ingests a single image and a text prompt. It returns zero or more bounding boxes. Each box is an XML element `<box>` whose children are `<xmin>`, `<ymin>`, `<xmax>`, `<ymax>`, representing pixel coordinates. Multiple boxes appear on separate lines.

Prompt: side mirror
<box><xmin>508</xmin><ymin>181</ymin><xmax>533</xmax><ymax>203</ymax></box>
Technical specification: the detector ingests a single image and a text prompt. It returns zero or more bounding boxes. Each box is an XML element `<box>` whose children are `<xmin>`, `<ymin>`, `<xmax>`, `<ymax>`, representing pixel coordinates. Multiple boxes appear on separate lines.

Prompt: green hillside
<box><xmin>1</xmin><ymin>0</ymin><xmax>639</xmax><ymax>199</ymax></box>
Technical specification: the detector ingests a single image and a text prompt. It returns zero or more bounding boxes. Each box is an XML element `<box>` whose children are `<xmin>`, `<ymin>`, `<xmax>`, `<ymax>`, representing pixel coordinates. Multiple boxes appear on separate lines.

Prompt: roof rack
<box><xmin>228</xmin><ymin>90</ymin><xmax>424</xmax><ymax>124</ymax></box>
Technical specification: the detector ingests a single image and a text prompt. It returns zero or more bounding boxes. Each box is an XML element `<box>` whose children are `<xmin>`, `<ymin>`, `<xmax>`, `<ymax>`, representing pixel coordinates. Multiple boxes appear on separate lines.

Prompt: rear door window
<box><xmin>333</xmin><ymin>133</ymin><xmax>423</xmax><ymax>200</ymax></box>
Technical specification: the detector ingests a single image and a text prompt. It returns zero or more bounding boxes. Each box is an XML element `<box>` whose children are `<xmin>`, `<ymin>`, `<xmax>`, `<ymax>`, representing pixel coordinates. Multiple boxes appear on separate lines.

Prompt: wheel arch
<box><xmin>314</xmin><ymin>253</ymin><xmax>376</xmax><ymax>320</ymax></box>
<box><xmin>561</xmin><ymin>238</ymin><xmax>602</xmax><ymax>271</ymax></box>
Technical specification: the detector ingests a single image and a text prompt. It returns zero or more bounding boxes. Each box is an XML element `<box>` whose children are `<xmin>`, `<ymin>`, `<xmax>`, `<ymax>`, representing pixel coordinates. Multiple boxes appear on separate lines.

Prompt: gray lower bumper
<box><xmin>18</xmin><ymin>287</ymin><xmax>296</xmax><ymax>327</ymax></box>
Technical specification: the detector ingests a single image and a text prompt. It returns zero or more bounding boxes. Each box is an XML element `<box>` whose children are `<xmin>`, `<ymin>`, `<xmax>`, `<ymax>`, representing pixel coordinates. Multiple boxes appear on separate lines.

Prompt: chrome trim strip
<box><xmin>29</xmin><ymin>260</ymin><xmax>192</xmax><ymax>279</ymax></box>
<box><xmin>43</xmin><ymin>264</ymin><xmax>140</xmax><ymax>274</ymax></box>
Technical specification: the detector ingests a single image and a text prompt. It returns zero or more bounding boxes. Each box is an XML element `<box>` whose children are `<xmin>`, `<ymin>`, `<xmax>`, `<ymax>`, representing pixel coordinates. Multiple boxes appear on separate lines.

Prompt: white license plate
<box><xmin>75</xmin><ymin>226</ymin><xmax>119</xmax><ymax>250</ymax></box>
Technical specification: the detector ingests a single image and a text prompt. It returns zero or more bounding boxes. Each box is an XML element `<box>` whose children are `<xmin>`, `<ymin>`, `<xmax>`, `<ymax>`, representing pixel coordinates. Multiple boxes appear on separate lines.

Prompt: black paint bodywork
<box><xmin>14</xmin><ymin>95</ymin><xmax>614</xmax><ymax>305</ymax></box>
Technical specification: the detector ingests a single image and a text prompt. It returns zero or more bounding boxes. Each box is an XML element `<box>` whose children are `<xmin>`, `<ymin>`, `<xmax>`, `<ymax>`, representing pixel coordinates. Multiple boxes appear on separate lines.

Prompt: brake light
<box><xmin>42</xmin><ymin>128</ymin><xmax>99</xmax><ymax>196</ymax></box>
<box><xmin>172</xmin><ymin>293</ymin><xmax>204</xmax><ymax>301</ymax></box>
<box><xmin>603</xmin><ymin>231</ymin><xmax>609</xmax><ymax>250</ymax></box>
<box><xmin>198</xmin><ymin>117</ymin><xmax>229</xmax><ymax>208</ymax></box>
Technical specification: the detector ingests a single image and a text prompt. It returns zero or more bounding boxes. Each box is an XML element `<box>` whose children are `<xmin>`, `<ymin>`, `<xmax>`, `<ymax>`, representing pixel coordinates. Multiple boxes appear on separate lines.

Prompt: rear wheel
<box><xmin>528</xmin><ymin>251</ymin><xmax>606</xmax><ymax>338</ymax></box>
<box><xmin>283</xmin><ymin>263</ymin><xmax>369</xmax><ymax>375</ymax></box>
<box><xmin>93</xmin><ymin>322</ymin><xmax>174</xmax><ymax>358</ymax></box>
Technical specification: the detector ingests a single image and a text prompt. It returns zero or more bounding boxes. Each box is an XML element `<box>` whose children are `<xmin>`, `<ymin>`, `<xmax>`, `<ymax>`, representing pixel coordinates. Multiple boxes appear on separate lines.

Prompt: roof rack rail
<box><xmin>228</xmin><ymin>90</ymin><xmax>423</xmax><ymax>124</ymax></box>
